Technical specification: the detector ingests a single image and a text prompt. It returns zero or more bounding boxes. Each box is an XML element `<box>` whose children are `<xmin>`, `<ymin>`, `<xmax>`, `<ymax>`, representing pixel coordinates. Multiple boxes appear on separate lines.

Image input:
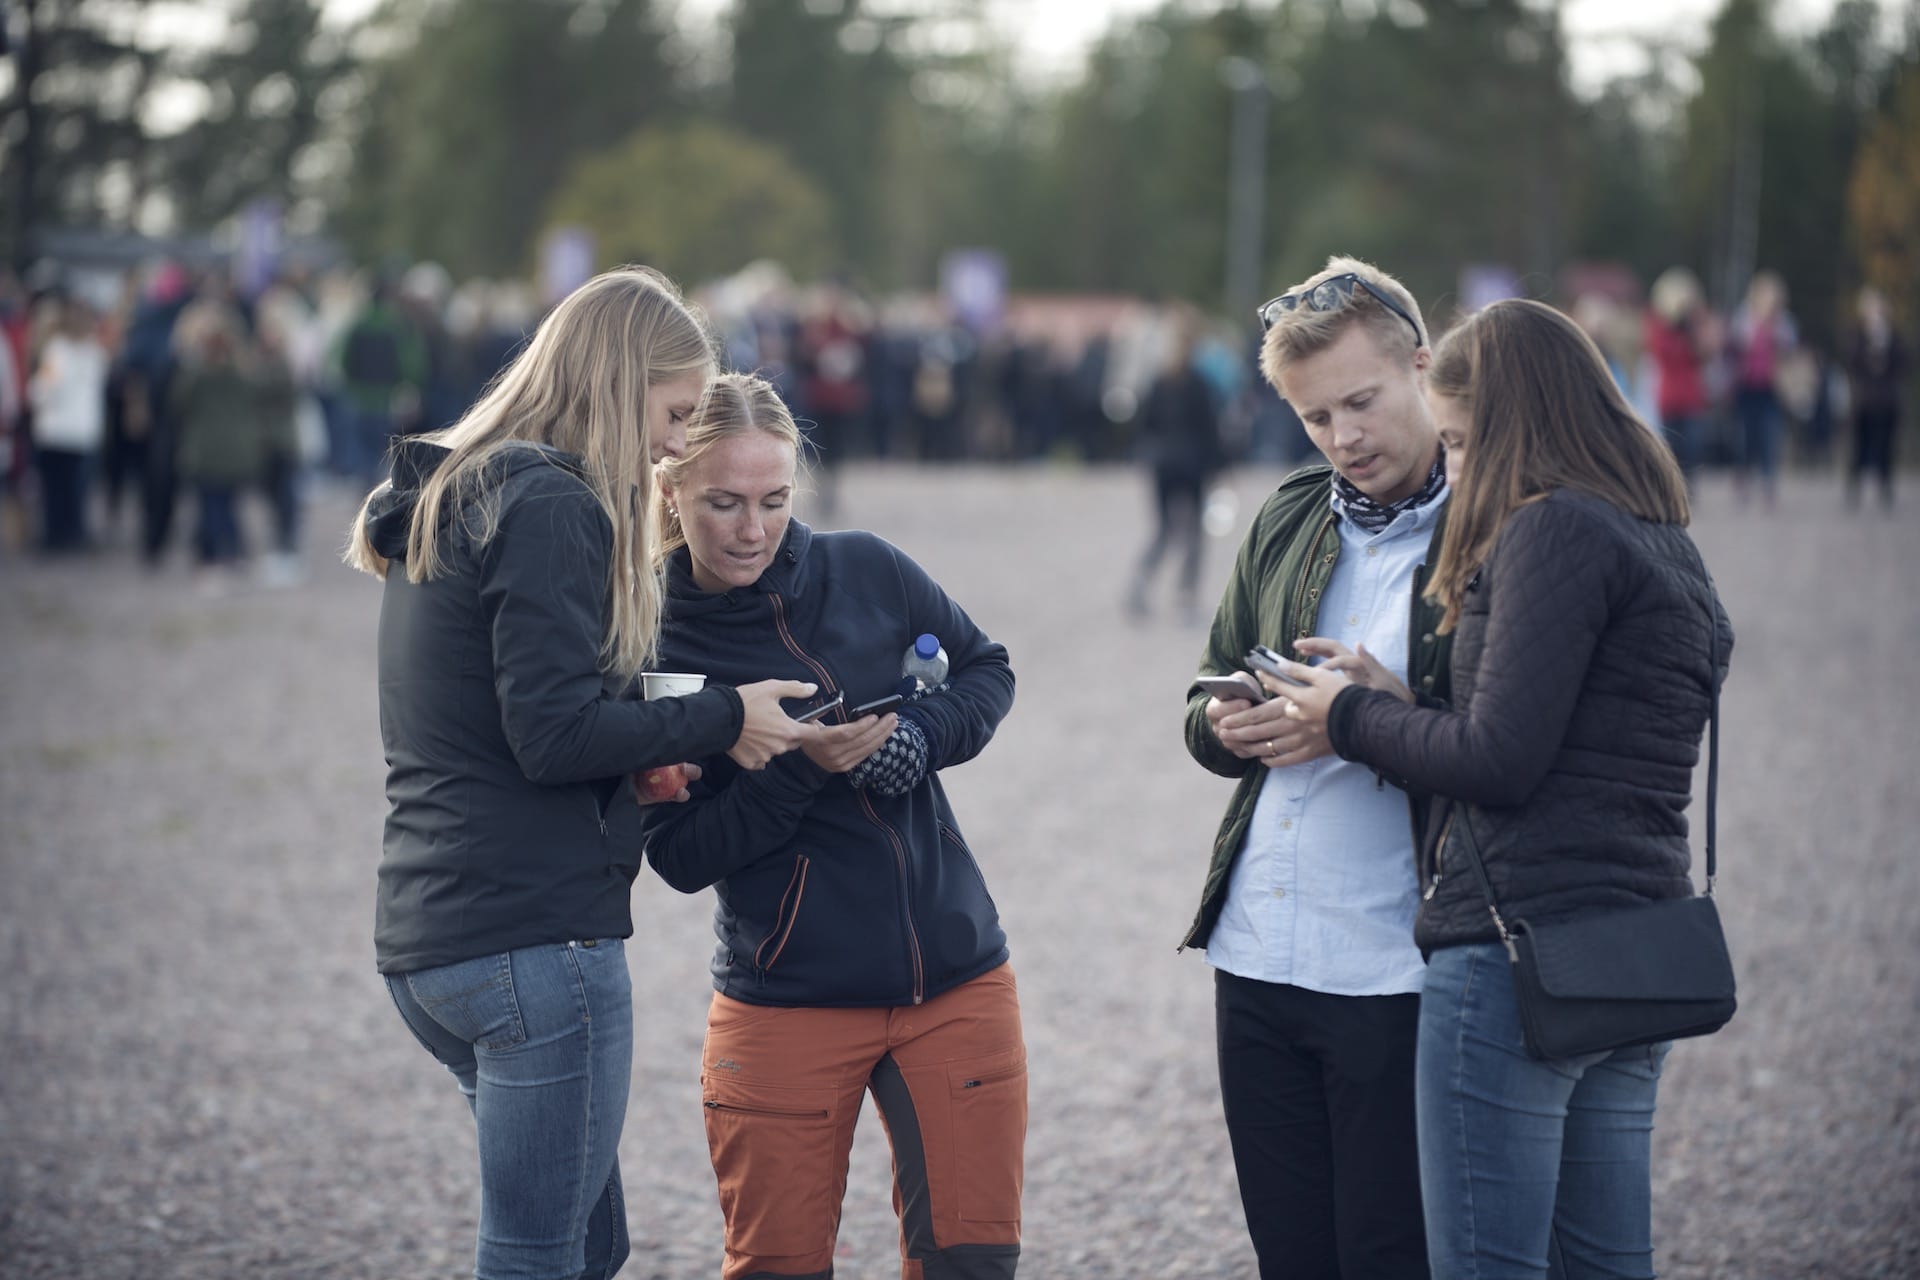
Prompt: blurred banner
<box><xmin>942</xmin><ymin>248</ymin><xmax>1007</xmax><ymax>334</ymax></box>
<box><xmin>541</xmin><ymin>227</ymin><xmax>596</xmax><ymax>306</ymax></box>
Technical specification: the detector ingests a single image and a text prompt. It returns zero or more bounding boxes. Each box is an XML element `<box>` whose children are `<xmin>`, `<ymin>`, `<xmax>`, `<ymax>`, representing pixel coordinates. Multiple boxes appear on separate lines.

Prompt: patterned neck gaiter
<box><xmin>1332</xmin><ymin>454</ymin><xmax>1447</xmax><ymax>533</ymax></box>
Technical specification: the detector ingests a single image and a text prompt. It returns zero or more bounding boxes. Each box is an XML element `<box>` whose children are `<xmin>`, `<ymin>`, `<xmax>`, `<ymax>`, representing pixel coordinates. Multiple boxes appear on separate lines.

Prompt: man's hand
<box><xmin>1206</xmin><ymin>677</ymin><xmax>1333</xmax><ymax>769</ymax></box>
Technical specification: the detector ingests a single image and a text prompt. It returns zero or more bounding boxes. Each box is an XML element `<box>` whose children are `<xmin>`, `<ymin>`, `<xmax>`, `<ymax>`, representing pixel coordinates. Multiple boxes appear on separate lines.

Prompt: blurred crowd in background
<box><xmin>0</xmin><ymin>246</ymin><xmax>1906</xmax><ymax>595</ymax></box>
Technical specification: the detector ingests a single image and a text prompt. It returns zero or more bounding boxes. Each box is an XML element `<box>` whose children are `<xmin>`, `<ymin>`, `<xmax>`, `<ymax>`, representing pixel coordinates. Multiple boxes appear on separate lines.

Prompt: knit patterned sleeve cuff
<box><xmin>846</xmin><ymin>716</ymin><xmax>931</xmax><ymax>796</ymax></box>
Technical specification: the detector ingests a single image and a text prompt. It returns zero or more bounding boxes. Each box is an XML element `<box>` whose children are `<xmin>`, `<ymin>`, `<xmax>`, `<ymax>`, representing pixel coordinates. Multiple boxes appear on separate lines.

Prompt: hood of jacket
<box><xmin>365</xmin><ymin>438</ymin><xmax>592</xmax><ymax>562</ymax></box>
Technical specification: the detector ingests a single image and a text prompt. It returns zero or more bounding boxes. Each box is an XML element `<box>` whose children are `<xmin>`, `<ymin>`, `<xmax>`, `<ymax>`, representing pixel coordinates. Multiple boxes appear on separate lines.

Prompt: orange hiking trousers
<box><xmin>700</xmin><ymin>963</ymin><xmax>1027</xmax><ymax>1279</ymax></box>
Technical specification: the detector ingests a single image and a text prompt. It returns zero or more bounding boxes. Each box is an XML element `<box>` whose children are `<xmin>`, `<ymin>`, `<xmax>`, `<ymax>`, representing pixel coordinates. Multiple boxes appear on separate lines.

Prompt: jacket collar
<box><xmin>664</xmin><ymin>519</ymin><xmax>815</xmax><ymax>615</ymax></box>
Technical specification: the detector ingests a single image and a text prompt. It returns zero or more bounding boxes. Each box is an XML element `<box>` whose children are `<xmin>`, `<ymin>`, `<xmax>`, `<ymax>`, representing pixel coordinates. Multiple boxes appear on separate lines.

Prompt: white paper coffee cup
<box><xmin>642</xmin><ymin>671</ymin><xmax>707</xmax><ymax>700</ymax></box>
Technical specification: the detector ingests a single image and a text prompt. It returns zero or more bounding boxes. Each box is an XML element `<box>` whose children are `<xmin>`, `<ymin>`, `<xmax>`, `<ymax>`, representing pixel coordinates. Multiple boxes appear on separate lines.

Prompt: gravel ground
<box><xmin>2</xmin><ymin>464</ymin><xmax>1915</xmax><ymax>1280</ymax></box>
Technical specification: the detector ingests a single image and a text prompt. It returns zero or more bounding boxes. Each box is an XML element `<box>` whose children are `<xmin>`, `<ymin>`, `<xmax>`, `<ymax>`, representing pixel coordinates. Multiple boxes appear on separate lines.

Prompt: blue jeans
<box><xmin>386</xmin><ymin>940</ymin><xmax>633</xmax><ymax>1280</ymax></box>
<box><xmin>1417</xmin><ymin>943</ymin><xmax>1670</xmax><ymax>1279</ymax></box>
<box><xmin>1735</xmin><ymin>388</ymin><xmax>1782</xmax><ymax>488</ymax></box>
<box><xmin>195</xmin><ymin>486</ymin><xmax>243</xmax><ymax>564</ymax></box>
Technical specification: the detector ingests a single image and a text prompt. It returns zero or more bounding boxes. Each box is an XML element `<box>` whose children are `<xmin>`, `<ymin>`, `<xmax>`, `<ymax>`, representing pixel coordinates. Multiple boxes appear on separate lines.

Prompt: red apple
<box><xmin>632</xmin><ymin>763</ymin><xmax>688</xmax><ymax>803</ymax></box>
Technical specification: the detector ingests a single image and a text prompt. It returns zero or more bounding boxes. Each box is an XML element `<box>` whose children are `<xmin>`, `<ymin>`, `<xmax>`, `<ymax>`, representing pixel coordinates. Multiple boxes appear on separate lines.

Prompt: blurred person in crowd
<box><xmin>1065</xmin><ymin>329</ymin><xmax>1113</xmax><ymax>461</ymax></box>
<box><xmin>27</xmin><ymin>294</ymin><xmax>110</xmax><ymax>553</ymax></box>
<box><xmin>169</xmin><ymin>306</ymin><xmax>280</xmax><ymax>586</ymax></box>
<box><xmin>1844</xmin><ymin>285</ymin><xmax>1907</xmax><ymax>510</ymax></box>
<box><xmin>910</xmin><ymin>304</ymin><xmax>978</xmax><ymax>462</ymax></box>
<box><xmin>251</xmin><ymin>299</ymin><xmax>310</xmax><ymax>586</ymax></box>
<box><xmin>99</xmin><ymin>275</ymin><xmax>146</xmax><ymax>541</ymax></box>
<box><xmin>798</xmin><ymin>280</ymin><xmax>873</xmax><ymax>512</ymax></box>
<box><xmin>312</xmin><ymin>269</ymin><xmax>366</xmax><ymax>478</ymax></box>
<box><xmin>120</xmin><ymin>261</ymin><xmax>195</xmax><ymax>565</ymax></box>
<box><xmin>642</xmin><ymin>372</ymin><xmax>1025</xmax><ymax>1280</ymax></box>
<box><xmin>1275</xmin><ymin>298</ymin><xmax>1732</xmax><ymax>1279</ymax></box>
<box><xmin>1181</xmin><ymin>256</ymin><xmax>1449</xmax><ymax>1279</ymax></box>
<box><xmin>1728</xmin><ymin>270</ymin><xmax>1797</xmax><ymax>507</ymax></box>
<box><xmin>400</xmin><ymin>261</ymin><xmax>467</xmax><ymax>432</ymax></box>
<box><xmin>332</xmin><ymin>279</ymin><xmax>427</xmax><ymax>486</ymax></box>
<box><xmin>0</xmin><ymin>272</ymin><xmax>27</xmax><ymax>551</ymax></box>
<box><xmin>345</xmin><ymin>267</ymin><xmax>817</xmax><ymax>1280</ymax></box>
<box><xmin>1645</xmin><ymin>268</ymin><xmax>1717</xmax><ymax>484</ymax></box>
<box><xmin>1126</xmin><ymin>311</ymin><xmax>1225</xmax><ymax>625</ymax></box>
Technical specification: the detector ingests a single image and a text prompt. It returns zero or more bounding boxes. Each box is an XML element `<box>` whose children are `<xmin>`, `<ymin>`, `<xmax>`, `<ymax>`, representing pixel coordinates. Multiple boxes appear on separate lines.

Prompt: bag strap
<box><xmin>1451</xmin><ymin>594</ymin><xmax>1725</xmax><ymax>952</ymax></box>
<box><xmin>1704</xmin><ymin>612</ymin><xmax>1721</xmax><ymax>895</ymax></box>
<box><xmin>1450</xmin><ymin>805</ymin><xmax>1519</xmax><ymax>960</ymax></box>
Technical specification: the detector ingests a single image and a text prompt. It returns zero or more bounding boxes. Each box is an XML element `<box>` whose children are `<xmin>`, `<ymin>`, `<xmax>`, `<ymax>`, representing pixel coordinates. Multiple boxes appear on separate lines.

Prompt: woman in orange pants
<box><xmin>641</xmin><ymin>373</ymin><xmax>1026</xmax><ymax>1280</ymax></box>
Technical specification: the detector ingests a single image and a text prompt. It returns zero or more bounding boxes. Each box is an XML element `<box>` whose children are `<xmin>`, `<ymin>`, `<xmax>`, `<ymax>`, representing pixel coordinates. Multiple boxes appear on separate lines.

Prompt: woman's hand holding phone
<box><xmin>802</xmin><ymin>712</ymin><xmax>899</xmax><ymax>774</ymax></box>
<box><xmin>1293</xmin><ymin>637</ymin><xmax>1413</xmax><ymax>703</ymax></box>
<box><xmin>730</xmin><ymin>679</ymin><xmax>823</xmax><ymax>770</ymax></box>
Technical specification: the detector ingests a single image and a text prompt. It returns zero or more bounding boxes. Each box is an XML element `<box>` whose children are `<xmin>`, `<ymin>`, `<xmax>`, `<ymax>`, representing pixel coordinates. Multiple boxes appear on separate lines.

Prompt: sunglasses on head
<box><xmin>1258</xmin><ymin>272</ymin><xmax>1425</xmax><ymax>348</ymax></box>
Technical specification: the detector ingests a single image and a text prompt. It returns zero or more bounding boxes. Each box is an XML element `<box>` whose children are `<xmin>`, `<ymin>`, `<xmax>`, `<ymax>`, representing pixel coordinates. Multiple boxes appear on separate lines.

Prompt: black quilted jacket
<box><xmin>1326</xmin><ymin>489</ymin><xmax>1733</xmax><ymax>953</ymax></box>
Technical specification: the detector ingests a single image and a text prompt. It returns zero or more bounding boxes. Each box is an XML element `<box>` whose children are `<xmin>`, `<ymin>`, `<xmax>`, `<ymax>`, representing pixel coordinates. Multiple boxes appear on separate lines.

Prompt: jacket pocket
<box><xmin>939</xmin><ymin>821</ymin><xmax>997</xmax><ymax>913</ymax></box>
<box><xmin>945</xmin><ymin>1051</ymin><xmax>1028</xmax><ymax>1224</ymax></box>
<box><xmin>752</xmin><ymin>854</ymin><xmax>811</xmax><ymax>977</ymax></box>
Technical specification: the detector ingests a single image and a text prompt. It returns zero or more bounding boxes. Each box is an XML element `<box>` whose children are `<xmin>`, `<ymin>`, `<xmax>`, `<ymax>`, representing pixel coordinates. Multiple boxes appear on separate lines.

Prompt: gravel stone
<box><xmin>2</xmin><ymin>467</ymin><xmax>1914</xmax><ymax>1278</ymax></box>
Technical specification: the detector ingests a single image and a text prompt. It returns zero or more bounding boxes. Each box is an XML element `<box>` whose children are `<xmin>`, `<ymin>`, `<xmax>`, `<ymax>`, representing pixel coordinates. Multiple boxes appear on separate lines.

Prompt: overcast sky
<box><xmin>140</xmin><ymin>0</ymin><xmax>1867</xmax><ymax>115</ymax></box>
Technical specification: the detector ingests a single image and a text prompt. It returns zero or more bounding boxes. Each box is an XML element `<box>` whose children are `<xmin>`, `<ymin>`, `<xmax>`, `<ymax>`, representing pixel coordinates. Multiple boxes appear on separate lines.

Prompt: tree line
<box><xmin>4</xmin><ymin>0</ymin><xmax>1917</xmax><ymax>348</ymax></box>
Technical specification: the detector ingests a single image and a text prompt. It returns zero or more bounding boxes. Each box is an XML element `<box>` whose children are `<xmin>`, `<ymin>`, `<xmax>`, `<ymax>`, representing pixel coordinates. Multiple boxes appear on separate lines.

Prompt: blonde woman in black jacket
<box><xmin>346</xmin><ymin>267</ymin><xmax>819</xmax><ymax>1280</ymax></box>
<box><xmin>1277</xmin><ymin>299</ymin><xmax>1733</xmax><ymax>1279</ymax></box>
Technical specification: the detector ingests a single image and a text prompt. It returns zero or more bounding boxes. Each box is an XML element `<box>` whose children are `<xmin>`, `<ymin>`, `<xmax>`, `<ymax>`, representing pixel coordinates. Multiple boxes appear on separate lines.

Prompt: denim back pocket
<box><xmin>402</xmin><ymin>951</ymin><xmax>527</xmax><ymax>1051</ymax></box>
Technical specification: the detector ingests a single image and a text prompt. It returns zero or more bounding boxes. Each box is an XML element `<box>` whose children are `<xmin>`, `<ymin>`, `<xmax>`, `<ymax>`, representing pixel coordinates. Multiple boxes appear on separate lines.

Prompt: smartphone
<box><xmin>1244</xmin><ymin>643</ymin><xmax>1310</xmax><ymax>687</ymax></box>
<box><xmin>849</xmin><ymin>693</ymin><xmax>905</xmax><ymax>717</ymax></box>
<box><xmin>1195</xmin><ymin>672</ymin><xmax>1268</xmax><ymax>703</ymax></box>
<box><xmin>792</xmin><ymin>691</ymin><xmax>845</xmax><ymax>724</ymax></box>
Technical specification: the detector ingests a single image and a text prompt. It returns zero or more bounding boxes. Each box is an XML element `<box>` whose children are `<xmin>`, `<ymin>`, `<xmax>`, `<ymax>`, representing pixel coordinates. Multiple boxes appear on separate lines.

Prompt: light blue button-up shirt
<box><xmin>1204</xmin><ymin>487</ymin><xmax>1446</xmax><ymax>996</ymax></box>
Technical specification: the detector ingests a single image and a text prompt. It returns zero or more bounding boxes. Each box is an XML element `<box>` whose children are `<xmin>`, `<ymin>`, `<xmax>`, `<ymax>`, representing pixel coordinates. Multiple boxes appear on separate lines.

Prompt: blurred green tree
<box><xmin>2</xmin><ymin>0</ymin><xmax>167</xmax><ymax>266</ymax></box>
<box><xmin>161</xmin><ymin>0</ymin><xmax>353</xmax><ymax>232</ymax></box>
<box><xmin>1681</xmin><ymin>0</ymin><xmax>1864</xmax><ymax>346</ymax></box>
<box><xmin>337</xmin><ymin>0</ymin><xmax>682</xmax><ymax>277</ymax></box>
<box><xmin>1846</xmin><ymin>60</ymin><xmax>1920</xmax><ymax>330</ymax></box>
<box><xmin>542</xmin><ymin>120</ymin><xmax>834</xmax><ymax>284</ymax></box>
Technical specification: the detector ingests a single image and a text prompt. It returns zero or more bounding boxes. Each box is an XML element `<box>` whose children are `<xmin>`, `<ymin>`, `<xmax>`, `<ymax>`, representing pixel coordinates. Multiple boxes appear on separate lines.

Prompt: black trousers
<box><xmin>1215</xmin><ymin>970</ymin><xmax>1427</xmax><ymax>1280</ymax></box>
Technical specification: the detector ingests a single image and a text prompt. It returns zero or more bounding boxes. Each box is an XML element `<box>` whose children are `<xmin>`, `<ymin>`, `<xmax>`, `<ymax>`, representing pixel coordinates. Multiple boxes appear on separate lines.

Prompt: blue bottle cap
<box><xmin>914</xmin><ymin>633</ymin><xmax>940</xmax><ymax>659</ymax></box>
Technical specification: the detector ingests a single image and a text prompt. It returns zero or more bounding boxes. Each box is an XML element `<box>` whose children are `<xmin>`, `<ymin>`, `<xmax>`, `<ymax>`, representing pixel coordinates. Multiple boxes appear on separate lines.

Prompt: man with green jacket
<box><xmin>1181</xmin><ymin>255</ymin><xmax>1452</xmax><ymax>1279</ymax></box>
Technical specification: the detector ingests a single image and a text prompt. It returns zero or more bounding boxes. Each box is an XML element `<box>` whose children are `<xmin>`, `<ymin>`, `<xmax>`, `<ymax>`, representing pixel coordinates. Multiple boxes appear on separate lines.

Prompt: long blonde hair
<box><xmin>654</xmin><ymin>372</ymin><xmax>806</xmax><ymax>563</ymax></box>
<box><xmin>1425</xmin><ymin>298</ymin><xmax>1689</xmax><ymax>632</ymax></box>
<box><xmin>345</xmin><ymin>265</ymin><xmax>715</xmax><ymax>678</ymax></box>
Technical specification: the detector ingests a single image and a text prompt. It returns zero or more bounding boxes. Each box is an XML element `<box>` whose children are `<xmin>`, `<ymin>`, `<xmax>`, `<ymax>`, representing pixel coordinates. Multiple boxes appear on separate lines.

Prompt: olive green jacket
<box><xmin>1179</xmin><ymin>464</ymin><xmax>1453</xmax><ymax>950</ymax></box>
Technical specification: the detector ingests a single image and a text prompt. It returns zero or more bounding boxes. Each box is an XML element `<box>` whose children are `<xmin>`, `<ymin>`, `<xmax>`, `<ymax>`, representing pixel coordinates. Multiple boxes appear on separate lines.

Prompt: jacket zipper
<box><xmin>859</xmin><ymin>789</ymin><xmax>925</xmax><ymax>1004</ymax></box>
<box><xmin>753</xmin><ymin>855</ymin><xmax>810</xmax><ymax>976</ymax></box>
<box><xmin>769</xmin><ymin>592</ymin><xmax>925</xmax><ymax>1004</ymax></box>
<box><xmin>768</xmin><ymin>593</ymin><xmax>838</xmax><ymax>702</ymax></box>
<box><xmin>1424</xmin><ymin>809</ymin><xmax>1455</xmax><ymax>900</ymax></box>
<box><xmin>1289</xmin><ymin>512</ymin><xmax>1339</xmax><ymax>641</ymax></box>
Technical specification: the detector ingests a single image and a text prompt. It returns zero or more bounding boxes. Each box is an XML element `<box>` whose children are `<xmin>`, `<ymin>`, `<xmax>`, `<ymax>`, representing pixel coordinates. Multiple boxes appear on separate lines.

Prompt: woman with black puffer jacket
<box><xmin>345</xmin><ymin>267</ymin><xmax>819</xmax><ymax>1280</ymax></box>
<box><xmin>640</xmin><ymin>372</ymin><xmax>1026</xmax><ymax>1280</ymax></box>
<box><xmin>1276</xmin><ymin>299</ymin><xmax>1733</xmax><ymax>1280</ymax></box>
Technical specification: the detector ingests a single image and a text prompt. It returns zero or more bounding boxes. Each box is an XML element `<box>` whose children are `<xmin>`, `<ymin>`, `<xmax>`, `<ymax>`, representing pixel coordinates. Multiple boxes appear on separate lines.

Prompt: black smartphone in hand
<box><xmin>792</xmin><ymin>691</ymin><xmax>845</xmax><ymax>723</ymax></box>
<box><xmin>849</xmin><ymin>693</ymin><xmax>905</xmax><ymax>717</ymax></box>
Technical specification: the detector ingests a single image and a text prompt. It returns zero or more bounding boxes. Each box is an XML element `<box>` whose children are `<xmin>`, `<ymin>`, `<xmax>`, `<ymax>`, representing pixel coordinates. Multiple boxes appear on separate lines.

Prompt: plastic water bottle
<box><xmin>901</xmin><ymin>633</ymin><xmax>949</xmax><ymax>694</ymax></box>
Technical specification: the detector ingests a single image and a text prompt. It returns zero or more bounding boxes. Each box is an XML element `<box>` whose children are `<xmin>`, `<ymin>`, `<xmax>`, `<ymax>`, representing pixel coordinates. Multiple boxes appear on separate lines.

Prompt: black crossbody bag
<box><xmin>1454</xmin><ymin>626</ymin><xmax>1737</xmax><ymax>1060</ymax></box>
